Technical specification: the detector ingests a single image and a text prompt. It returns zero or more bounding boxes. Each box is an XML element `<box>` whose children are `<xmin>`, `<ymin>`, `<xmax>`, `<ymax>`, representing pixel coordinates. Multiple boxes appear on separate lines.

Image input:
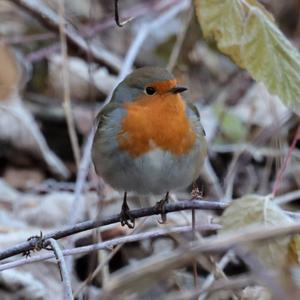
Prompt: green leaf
<box><xmin>220</xmin><ymin>194</ymin><xmax>294</xmax><ymax>269</ymax></box>
<box><xmin>214</xmin><ymin>103</ymin><xmax>247</xmax><ymax>142</ymax></box>
<box><xmin>194</xmin><ymin>0</ymin><xmax>300</xmax><ymax>114</ymax></box>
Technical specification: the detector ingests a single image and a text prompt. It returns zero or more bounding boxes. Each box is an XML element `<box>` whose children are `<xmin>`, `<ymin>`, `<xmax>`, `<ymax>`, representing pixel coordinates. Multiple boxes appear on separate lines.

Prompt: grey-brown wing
<box><xmin>94</xmin><ymin>102</ymin><xmax>122</xmax><ymax>130</ymax></box>
<box><xmin>187</xmin><ymin>103</ymin><xmax>206</xmax><ymax>137</ymax></box>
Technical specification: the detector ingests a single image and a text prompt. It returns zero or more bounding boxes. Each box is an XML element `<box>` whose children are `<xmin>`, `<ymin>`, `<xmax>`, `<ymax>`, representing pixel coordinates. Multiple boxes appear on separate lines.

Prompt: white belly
<box><xmin>96</xmin><ymin>147</ymin><xmax>203</xmax><ymax>195</ymax></box>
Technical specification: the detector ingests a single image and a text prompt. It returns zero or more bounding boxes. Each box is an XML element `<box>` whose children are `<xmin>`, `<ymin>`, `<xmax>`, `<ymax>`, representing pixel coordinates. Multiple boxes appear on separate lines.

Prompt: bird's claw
<box><xmin>155</xmin><ymin>198</ymin><xmax>168</xmax><ymax>224</ymax></box>
<box><xmin>120</xmin><ymin>203</ymin><xmax>135</xmax><ymax>229</ymax></box>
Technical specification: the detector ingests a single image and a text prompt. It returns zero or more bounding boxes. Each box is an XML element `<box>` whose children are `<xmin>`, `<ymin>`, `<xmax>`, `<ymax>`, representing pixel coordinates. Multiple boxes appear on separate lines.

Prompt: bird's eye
<box><xmin>144</xmin><ymin>86</ymin><xmax>156</xmax><ymax>95</ymax></box>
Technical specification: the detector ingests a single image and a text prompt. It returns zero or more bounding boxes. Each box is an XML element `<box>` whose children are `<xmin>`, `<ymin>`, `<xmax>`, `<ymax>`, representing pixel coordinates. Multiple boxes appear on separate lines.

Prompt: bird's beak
<box><xmin>169</xmin><ymin>86</ymin><xmax>187</xmax><ymax>94</ymax></box>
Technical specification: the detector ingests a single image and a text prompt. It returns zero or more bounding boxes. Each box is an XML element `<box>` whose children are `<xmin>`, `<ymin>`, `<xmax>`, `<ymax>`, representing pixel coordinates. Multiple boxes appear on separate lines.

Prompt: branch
<box><xmin>47</xmin><ymin>239</ymin><xmax>73</xmax><ymax>300</ymax></box>
<box><xmin>10</xmin><ymin>0</ymin><xmax>122</xmax><ymax>73</ymax></box>
<box><xmin>103</xmin><ymin>220</ymin><xmax>300</xmax><ymax>295</ymax></box>
<box><xmin>114</xmin><ymin>0</ymin><xmax>134</xmax><ymax>27</ymax></box>
<box><xmin>0</xmin><ymin>200</ymin><xmax>226</xmax><ymax>261</ymax></box>
<box><xmin>58</xmin><ymin>0</ymin><xmax>81</xmax><ymax>169</ymax></box>
<box><xmin>0</xmin><ymin>224</ymin><xmax>221</xmax><ymax>272</ymax></box>
<box><xmin>234</xmin><ymin>246</ymin><xmax>288</xmax><ymax>300</ymax></box>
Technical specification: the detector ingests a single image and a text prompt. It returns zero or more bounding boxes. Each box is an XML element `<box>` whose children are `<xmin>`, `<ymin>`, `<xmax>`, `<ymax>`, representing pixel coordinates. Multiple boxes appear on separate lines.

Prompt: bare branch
<box><xmin>58</xmin><ymin>0</ymin><xmax>81</xmax><ymax>169</ymax></box>
<box><xmin>0</xmin><ymin>200</ymin><xmax>226</xmax><ymax>261</ymax></box>
<box><xmin>10</xmin><ymin>0</ymin><xmax>122</xmax><ymax>72</ymax></box>
<box><xmin>46</xmin><ymin>239</ymin><xmax>73</xmax><ymax>300</ymax></box>
<box><xmin>114</xmin><ymin>0</ymin><xmax>134</xmax><ymax>27</ymax></box>
<box><xmin>234</xmin><ymin>246</ymin><xmax>288</xmax><ymax>300</ymax></box>
<box><xmin>103</xmin><ymin>220</ymin><xmax>300</xmax><ymax>295</ymax></box>
<box><xmin>0</xmin><ymin>224</ymin><xmax>220</xmax><ymax>272</ymax></box>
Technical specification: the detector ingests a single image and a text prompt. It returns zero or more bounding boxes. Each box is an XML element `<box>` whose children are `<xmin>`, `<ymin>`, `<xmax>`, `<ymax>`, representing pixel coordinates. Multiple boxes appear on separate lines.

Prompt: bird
<box><xmin>92</xmin><ymin>67</ymin><xmax>207</xmax><ymax>228</ymax></box>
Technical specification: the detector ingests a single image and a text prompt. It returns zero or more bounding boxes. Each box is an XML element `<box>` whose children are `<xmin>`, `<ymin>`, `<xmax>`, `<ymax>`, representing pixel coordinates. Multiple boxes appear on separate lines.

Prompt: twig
<box><xmin>81</xmin><ymin>0</ymin><xmax>176</xmax><ymax>37</ymax></box>
<box><xmin>26</xmin><ymin>43</ymin><xmax>60</xmax><ymax>63</ymax></box>
<box><xmin>167</xmin><ymin>6</ymin><xmax>192</xmax><ymax>72</ymax></box>
<box><xmin>0</xmin><ymin>225</ymin><xmax>220</xmax><ymax>272</ymax></box>
<box><xmin>202</xmin><ymin>158</ymin><xmax>224</xmax><ymax>199</ymax></box>
<box><xmin>191</xmin><ymin>208</ymin><xmax>198</xmax><ymax>289</ymax></box>
<box><xmin>10</xmin><ymin>0</ymin><xmax>121</xmax><ymax>72</ymax></box>
<box><xmin>74</xmin><ymin>219</ymin><xmax>162</xmax><ymax>296</ymax></box>
<box><xmin>284</xmin><ymin>210</ymin><xmax>300</xmax><ymax>218</ymax></box>
<box><xmin>203</xmin><ymin>273</ymin><xmax>254</xmax><ymax>296</ymax></box>
<box><xmin>116</xmin><ymin>0</ymin><xmax>190</xmax><ymax>85</ymax></box>
<box><xmin>272</xmin><ymin>122</ymin><xmax>300</xmax><ymax>196</ymax></box>
<box><xmin>170</xmin><ymin>274</ymin><xmax>255</xmax><ymax>300</ymax></box>
<box><xmin>224</xmin><ymin>111</ymin><xmax>292</xmax><ymax>199</ymax></box>
<box><xmin>275</xmin><ymin>189</ymin><xmax>300</xmax><ymax>205</ymax></box>
<box><xmin>234</xmin><ymin>246</ymin><xmax>288</xmax><ymax>300</ymax></box>
<box><xmin>99</xmin><ymin>0</ymin><xmax>190</xmax><ymax>122</ymax></box>
<box><xmin>73</xmin><ymin>240</ymin><xmax>124</xmax><ymax>297</ymax></box>
<box><xmin>23</xmin><ymin>1</ymin><xmax>182</xmax><ymax>63</ymax></box>
<box><xmin>2</xmin><ymin>32</ymin><xmax>55</xmax><ymax>45</ymax></box>
<box><xmin>114</xmin><ymin>0</ymin><xmax>134</xmax><ymax>27</ymax></box>
<box><xmin>58</xmin><ymin>0</ymin><xmax>81</xmax><ymax>169</ymax></box>
<box><xmin>199</xmin><ymin>250</ymin><xmax>235</xmax><ymax>300</ymax></box>
<box><xmin>103</xmin><ymin>220</ymin><xmax>300</xmax><ymax>294</ymax></box>
<box><xmin>46</xmin><ymin>238</ymin><xmax>73</xmax><ymax>300</ymax></box>
<box><xmin>64</xmin><ymin>130</ymin><xmax>95</xmax><ymax>271</ymax></box>
<box><xmin>68</xmin><ymin>132</ymin><xmax>94</xmax><ymax>226</ymax></box>
<box><xmin>0</xmin><ymin>200</ymin><xmax>226</xmax><ymax>261</ymax></box>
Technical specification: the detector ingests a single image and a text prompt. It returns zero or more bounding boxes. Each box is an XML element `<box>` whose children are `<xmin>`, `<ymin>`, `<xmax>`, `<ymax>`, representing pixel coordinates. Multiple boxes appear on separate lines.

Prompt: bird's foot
<box><xmin>120</xmin><ymin>200</ymin><xmax>135</xmax><ymax>229</ymax></box>
<box><xmin>155</xmin><ymin>192</ymin><xmax>169</xmax><ymax>224</ymax></box>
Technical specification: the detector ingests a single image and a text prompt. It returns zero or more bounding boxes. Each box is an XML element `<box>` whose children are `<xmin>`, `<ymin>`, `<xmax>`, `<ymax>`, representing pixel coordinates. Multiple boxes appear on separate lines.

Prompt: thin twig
<box><xmin>23</xmin><ymin>0</ymin><xmax>182</xmax><ymax>63</ymax></box>
<box><xmin>65</xmin><ymin>128</ymin><xmax>95</xmax><ymax>272</ymax></box>
<box><xmin>103</xmin><ymin>220</ymin><xmax>300</xmax><ymax>294</ymax></box>
<box><xmin>0</xmin><ymin>200</ymin><xmax>226</xmax><ymax>261</ymax></box>
<box><xmin>191</xmin><ymin>208</ymin><xmax>198</xmax><ymax>289</ymax></box>
<box><xmin>47</xmin><ymin>239</ymin><xmax>73</xmax><ymax>300</ymax></box>
<box><xmin>116</xmin><ymin>0</ymin><xmax>189</xmax><ymax>85</ymax></box>
<box><xmin>114</xmin><ymin>0</ymin><xmax>134</xmax><ymax>27</ymax></box>
<box><xmin>203</xmin><ymin>273</ymin><xmax>255</xmax><ymax>296</ymax></box>
<box><xmin>74</xmin><ymin>218</ymin><xmax>152</xmax><ymax>296</ymax></box>
<box><xmin>167</xmin><ymin>6</ymin><xmax>192</xmax><ymax>72</ymax></box>
<box><xmin>10</xmin><ymin>0</ymin><xmax>122</xmax><ymax>72</ymax></box>
<box><xmin>234</xmin><ymin>246</ymin><xmax>288</xmax><ymax>300</ymax></box>
<box><xmin>68</xmin><ymin>131</ymin><xmax>95</xmax><ymax>225</ymax></box>
<box><xmin>202</xmin><ymin>158</ymin><xmax>224</xmax><ymax>200</ymax></box>
<box><xmin>169</xmin><ymin>274</ymin><xmax>255</xmax><ymax>300</ymax></box>
<box><xmin>272</xmin><ymin>122</ymin><xmax>300</xmax><ymax>196</ymax></box>
<box><xmin>275</xmin><ymin>189</ymin><xmax>300</xmax><ymax>205</ymax></box>
<box><xmin>26</xmin><ymin>43</ymin><xmax>60</xmax><ymax>63</ymax></box>
<box><xmin>0</xmin><ymin>225</ymin><xmax>220</xmax><ymax>272</ymax></box>
<box><xmin>199</xmin><ymin>250</ymin><xmax>235</xmax><ymax>300</ymax></box>
<box><xmin>58</xmin><ymin>0</ymin><xmax>81</xmax><ymax>169</ymax></box>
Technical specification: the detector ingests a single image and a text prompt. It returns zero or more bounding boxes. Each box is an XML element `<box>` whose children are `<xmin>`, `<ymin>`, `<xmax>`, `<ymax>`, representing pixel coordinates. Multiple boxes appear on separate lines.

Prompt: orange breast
<box><xmin>117</xmin><ymin>92</ymin><xmax>196</xmax><ymax>157</ymax></box>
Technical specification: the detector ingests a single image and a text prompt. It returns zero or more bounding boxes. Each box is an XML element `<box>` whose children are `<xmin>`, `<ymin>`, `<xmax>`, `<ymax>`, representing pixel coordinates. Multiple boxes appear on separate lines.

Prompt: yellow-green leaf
<box><xmin>194</xmin><ymin>0</ymin><xmax>300</xmax><ymax>114</ymax></box>
<box><xmin>220</xmin><ymin>194</ymin><xmax>294</xmax><ymax>269</ymax></box>
<box><xmin>214</xmin><ymin>103</ymin><xmax>247</xmax><ymax>142</ymax></box>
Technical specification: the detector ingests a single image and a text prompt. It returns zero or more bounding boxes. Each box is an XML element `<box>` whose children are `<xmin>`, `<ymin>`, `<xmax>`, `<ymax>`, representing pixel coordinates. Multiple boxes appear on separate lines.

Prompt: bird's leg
<box><xmin>120</xmin><ymin>192</ymin><xmax>135</xmax><ymax>228</ymax></box>
<box><xmin>156</xmin><ymin>192</ymin><xmax>169</xmax><ymax>224</ymax></box>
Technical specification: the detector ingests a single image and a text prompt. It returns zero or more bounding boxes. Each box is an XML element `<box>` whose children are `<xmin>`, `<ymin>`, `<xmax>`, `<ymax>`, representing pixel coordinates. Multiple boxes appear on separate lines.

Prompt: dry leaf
<box><xmin>195</xmin><ymin>0</ymin><xmax>300</xmax><ymax>114</ymax></box>
<box><xmin>0</xmin><ymin>45</ymin><xmax>69</xmax><ymax>178</ymax></box>
<box><xmin>0</xmin><ymin>45</ymin><xmax>21</xmax><ymax>101</ymax></box>
<box><xmin>220</xmin><ymin>194</ymin><xmax>294</xmax><ymax>269</ymax></box>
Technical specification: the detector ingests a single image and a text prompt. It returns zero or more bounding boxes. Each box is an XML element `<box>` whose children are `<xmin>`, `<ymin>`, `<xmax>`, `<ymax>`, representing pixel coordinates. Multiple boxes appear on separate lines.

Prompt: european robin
<box><xmin>92</xmin><ymin>67</ymin><xmax>207</xmax><ymax>228</ymax></box>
